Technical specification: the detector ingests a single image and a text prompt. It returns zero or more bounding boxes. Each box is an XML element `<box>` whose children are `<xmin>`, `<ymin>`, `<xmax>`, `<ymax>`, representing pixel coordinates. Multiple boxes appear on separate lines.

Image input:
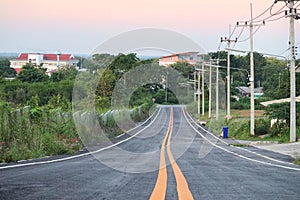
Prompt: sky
<box><xmin>0</xmin><ymin>0</ymin><xmax>299</xmax><ymax>58</ymax></box>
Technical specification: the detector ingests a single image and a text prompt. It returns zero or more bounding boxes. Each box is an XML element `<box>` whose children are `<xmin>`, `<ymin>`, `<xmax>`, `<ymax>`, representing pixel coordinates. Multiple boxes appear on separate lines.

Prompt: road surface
<box><xmin>1</xmin><ymin>106</ymin><xmax>300</xmax><ymax>200</ymax></box>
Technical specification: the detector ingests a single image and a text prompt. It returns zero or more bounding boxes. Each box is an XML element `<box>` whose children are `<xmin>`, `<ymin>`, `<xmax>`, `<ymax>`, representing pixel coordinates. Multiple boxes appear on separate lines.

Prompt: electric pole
<box><xmin>194</xmin><ymin>71</ymin><xmax>196</xmax><ymax>102</ymax></box>
<box><xmin>275</xmin><ymin>0</ymin><xmax>299</xmax><ymax>142</ymax></box>
<box><xmin>237</xmin><ymin>4</ymin><xmax>265</xmax><ymax>136</ymax></box>
<box><xmin>209</xmin><ymin>58</ymin><xmax>226</xmax><ymax>120</ymax></box>
<box><xmin>198</xmin><ymin>67</ymin><xmax>201</xmax><ymax>115</ymax></box>
<box><xmin>202</xmin><ymin>62</ymin><xmax>205</xmax><ymax>116</ymax></box>
<box><xmin>209</xmin><ymin>59</ymin><xmax>212</xmax><ymax>118</ymax></box>
<box><xmin>221</xmin><ymin>26</ymin><xmax>237</xmax><ymax>120</ymax></box>
<box><xmin>250</xmin><ymin>3</ymin><xmax>256</xmax><ymax>136</ymax></box>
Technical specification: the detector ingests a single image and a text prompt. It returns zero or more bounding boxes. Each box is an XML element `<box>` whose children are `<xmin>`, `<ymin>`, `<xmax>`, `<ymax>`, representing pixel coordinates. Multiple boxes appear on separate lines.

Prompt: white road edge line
<box><xmin>185</xmin><ymin>110</ymin><xmax>294</xmax><ymax>166</ymax></box>
<box><xmin>0</xmin><ymin>107</ymin><xmax>162</xmax><ymax>170</ymax></box>
<box><xmin>182</xmin><ymin>108</ymin><xmax>300</xmax><ymax>171</ymax></box>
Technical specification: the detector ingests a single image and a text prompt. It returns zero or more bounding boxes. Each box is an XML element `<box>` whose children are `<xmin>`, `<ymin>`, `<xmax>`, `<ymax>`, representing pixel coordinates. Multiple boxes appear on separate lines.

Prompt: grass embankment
<box><xmin>0</xmin><ymin>102</ymin><xmax>153</xmax><ymax>163</ymax></box>
<box><xmin>226</xmin><ymin>110</ymin><xmax>299</xmax><ymax>143</ymax></box>
<box><xmin>0</xmin><ymin>104</ymin><xmax>82</xmax><ymax>163</ymax></box>
<box><xmin>293</xmin><ymin>159</ymin><xmax>300</xmax><ymax>165</ymax></box>
<box><xmin>188</xmin><ymin>107</ymin><xmax>297</xmax><ymax>143</ymax></box>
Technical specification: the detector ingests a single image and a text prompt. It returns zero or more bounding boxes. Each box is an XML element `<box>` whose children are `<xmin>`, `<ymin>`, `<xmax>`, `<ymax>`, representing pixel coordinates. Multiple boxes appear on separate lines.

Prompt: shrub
<box><xmin>255</xmin><ymin>118</ymin><xmax>270</xmax><ymax>135</ymax></box>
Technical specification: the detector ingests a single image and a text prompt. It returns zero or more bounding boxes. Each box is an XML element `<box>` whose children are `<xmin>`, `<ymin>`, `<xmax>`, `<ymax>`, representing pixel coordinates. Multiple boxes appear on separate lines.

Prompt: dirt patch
<box><xmin>231</xmin><ymin>110</ymin><xmax>265</xmax><ymax>118</ymax></box>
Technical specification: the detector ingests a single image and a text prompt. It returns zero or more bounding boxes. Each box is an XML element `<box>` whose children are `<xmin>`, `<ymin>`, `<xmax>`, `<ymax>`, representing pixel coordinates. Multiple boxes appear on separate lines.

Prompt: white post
<box><xmin>202</xmin><ymin>62</ymin><xmax>205</xmax><ymax>116</ymax></box>
<box><xmin>194</xmin><ymin>71</ymin><xmax>197</xmax><ymax>102</ymax></box>
<box><xmin>209</xmin><ymin>60</ymin><xmax>212</xmax><ymax>118</ymax></box>
<box><xmin>227</xmin><ymin>43</ymin><xmax>231</xmax><ymax>120</ymax></box>
<box><xmin>216</xmin><ymin>64</ymin><xmax>219</xmax><ymax>120</ymax></box>
<box><xmin>250</xmin><ymin>3</ymin><xmax>255</xmax><ymax>136</ymax></box>
<box><xmin>198</xmin><ymin>70</ymin><xmax>200</xmax><ymax>115</ymax></box>
<box><xmin>289</xmin><ymin>0</ymin><xmax>296</xmax><ymax>142</ymax></box>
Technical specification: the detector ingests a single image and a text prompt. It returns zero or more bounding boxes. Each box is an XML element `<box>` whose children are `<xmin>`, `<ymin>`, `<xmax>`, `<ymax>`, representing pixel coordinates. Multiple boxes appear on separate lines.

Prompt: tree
<box><xmin>108</xmin><ymin>53</ymin><xmax>139</xmax><ymax>79</ymax></box>
<box><xmin>262</xmin><ymin>58</ymin><xmax>289</xmax><ymax>99</ymax></box>
<box><xmin>169</xmin><ymin>62</ymin><xmax>194</xmax><ymax>79</ymax></box>
<box><xmin>0</xmin><ymin>58</ymin><xmax>16</xmax><ymax>78</ymax></box>
<box><xmin>85</xmin><ymin>53</ymin><xmax>116</xmax><ymax>72</ymax></box>
<box><xmin>50</xmin><ymin>66</ymin><xmax>78</xmax><ymax>82</ymax></box>
<box><xmin>96</xmin><ymin>69</ymin><xmax>116</xmax><ymax>98</ymax></box>
<box><xmin>244</xmin><ymin>52</ymin><xmax>266</xmax><ymax>87</ymax></box>
<box><xmin>17</xmin><ymin>63</ymin><xmax>49</xmax><ymax>82</ymax></box>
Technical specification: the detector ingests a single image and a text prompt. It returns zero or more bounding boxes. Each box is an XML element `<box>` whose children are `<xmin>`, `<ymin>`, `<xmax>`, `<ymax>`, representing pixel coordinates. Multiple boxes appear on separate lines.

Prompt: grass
<box><xmin>0</xmin><ymin>104</ymin><xmax>83</xmax><ymax>163</ymax></box>
<box><xmin>226</xmin><ymin>118</ymin><xmax>294</xmax><ymax>143</ymax></box>
<box><xmin>187</xmin><ymin>107</ymin><xmax>294</xmax><ymax>143</ymax></box>
<box><xmin>0</xmin><ymin>102</ymin><xmax>154</xmax><ymax>163</ymax></box>
<box><xmin>293</xmin><ymin>159</ymin><xmax>300</xmax><ymax>165</ymax></box>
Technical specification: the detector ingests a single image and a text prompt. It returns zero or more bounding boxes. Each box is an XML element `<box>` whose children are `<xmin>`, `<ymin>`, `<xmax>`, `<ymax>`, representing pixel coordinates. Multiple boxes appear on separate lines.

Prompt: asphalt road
<box><xmin>1</xmin><ymin>106</ymin><xmax>300</xmax><ymax>200</ymax></box>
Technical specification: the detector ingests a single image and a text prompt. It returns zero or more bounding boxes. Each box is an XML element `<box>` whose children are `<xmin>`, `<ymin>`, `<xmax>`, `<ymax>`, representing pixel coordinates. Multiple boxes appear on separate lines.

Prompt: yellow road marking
<box><xmin>150</xmin><ymin>108</ymin><xmax>194</xmax><ymax>200</ymax></box>
<box><xmin>149</xmin><ymin>109</ymin><xmax>172</xmax><ymax>200</ymax></box>
<box><xmin>166</xmin><ymin>109</ymin><xmax>194</xmax><ymax>200</ymax></box>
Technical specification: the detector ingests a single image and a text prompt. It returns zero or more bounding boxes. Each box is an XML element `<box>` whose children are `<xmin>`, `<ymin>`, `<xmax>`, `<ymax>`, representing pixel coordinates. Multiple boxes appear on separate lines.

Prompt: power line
<box><xmin>237</xmin><ymin>26</ymin><xmax>262</xmax><ymax>43</ymax></box>
<box><xmin>279</xmin><ymin>41</ymin><xmax>300</xmax><ymax>56</ymax></box>
<box><xmin>270</xmin><ymin>2</ymin><xmax>288</xmax><ymax>16</ymax></box>
<box><xmin>235</xmin><ymin>26</ymin><xmax>246</xmax><ymax>41</ymax></box>
<box><xmin>252</xmin><ymin>3</ymin><xmax>276</xmax><ymax>21</ymax></box>
<box><xmin>252</xmin><ymin>4</ymin><xmax>287</xmax><ymax>23</ymax></box>
<box><xmin>266</xmin><ymin>14</ymin><xmax>286</xmax><ymax>22</ymax></box>
<box><xmin>229</xmin><ymin>24</ymin><xmax>237</xmax><ymax>39</ymax></box>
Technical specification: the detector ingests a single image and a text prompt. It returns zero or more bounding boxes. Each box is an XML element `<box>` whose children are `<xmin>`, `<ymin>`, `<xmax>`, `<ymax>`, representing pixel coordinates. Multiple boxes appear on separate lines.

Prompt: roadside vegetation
<box><xmin>187</xmin><ymin>52</ymin><xmax>300</xmax><ymax>143</ymax></box>
<box><xmin>0</xmin><ymin>53</ymin><xmax>185</xmax><ymax>162</ymax></box>
<box><xmin>0</xmin><ymin>51</ymin><xmax>299</xmax><ymax>162</ymax></box>
<box><xmin>293</xmin><ymin>159</ymin><xmax>300</xmax><ymax>165</ymax></box>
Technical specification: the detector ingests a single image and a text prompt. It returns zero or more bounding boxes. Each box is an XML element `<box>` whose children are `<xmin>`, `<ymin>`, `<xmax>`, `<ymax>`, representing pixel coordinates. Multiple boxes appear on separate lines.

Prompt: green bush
<box><xmin>255</xmin><ymin>118</ymin><xmax>270</xmax><ymax>135</ymax></box>
<box><xmin>231</xmin><ymin>97</ymin><xmax>250</xmax><ymax>110</ymax></box>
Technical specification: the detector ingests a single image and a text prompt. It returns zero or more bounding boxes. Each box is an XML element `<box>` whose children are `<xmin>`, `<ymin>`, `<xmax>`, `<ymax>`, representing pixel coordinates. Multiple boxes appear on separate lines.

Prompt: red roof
<box><xmin>16</xmin><ymin>53</ymin><xmax>28</xmax><ymax>60</ymax></box>
<box><xmin>160</xmin><ymin>52</ymin><xmax>199</xmax><ymax>59</ymax></box>
<box><xmin>15</xmin><ymin>53</ymin><xmax>76</xmax><ymax>61</ymax></box>
<box><xmin>14</xmin><ymin>68</ymin><xmax>22</xmax><ymax>73</ymax></box>
<box><xmin>43</xmin><ymin>54</ymin><xmax>75</xmax><ymax>61</ymax></box>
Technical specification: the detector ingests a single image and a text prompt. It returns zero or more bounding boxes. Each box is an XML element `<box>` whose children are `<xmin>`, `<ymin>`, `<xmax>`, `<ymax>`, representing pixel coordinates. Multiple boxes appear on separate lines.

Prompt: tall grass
<box><xmin>0</xmin><ymin>103</ymin><xmax>82</xmax><ymax>162</ymax></box>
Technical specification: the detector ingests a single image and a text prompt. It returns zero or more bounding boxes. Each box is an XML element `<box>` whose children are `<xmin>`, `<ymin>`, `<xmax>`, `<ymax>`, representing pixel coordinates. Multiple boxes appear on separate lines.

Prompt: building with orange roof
<box><xmin>158</xmin><ymin>52</ymin><xmax>203</xmax><ymax>67</ymax></box>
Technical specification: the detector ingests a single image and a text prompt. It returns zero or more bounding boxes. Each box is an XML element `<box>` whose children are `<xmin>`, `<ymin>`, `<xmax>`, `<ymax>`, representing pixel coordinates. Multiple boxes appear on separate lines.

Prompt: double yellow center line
<box><xmin>150</xmin><ymin>108</ymin><xmax>194</xmax><ymax>200</ymax></box>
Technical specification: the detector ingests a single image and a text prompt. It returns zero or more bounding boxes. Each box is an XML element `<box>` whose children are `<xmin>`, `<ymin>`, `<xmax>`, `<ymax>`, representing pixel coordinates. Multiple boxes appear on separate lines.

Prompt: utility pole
<box><xmin>209</xmin><ymin>58</ymin><xmax>226</xmax><ymax>120</ymax></box>
<box><xmin>221</xmin><ymin>25</ymin><xmax>237</xmax><ymax>120</ymax></box>
<box><xmin>194</xmin><ymin>71</ymin><xmax>197</xmax><ymax>102</ymax></box>
<box><xmin>202</xmin><ymin>62</ymin><xmax>205</xmax><ymax>116</ymax></box>
<box><xmin>274</xmin><ymin>0</ymin><xmax>299</xmax><ymax>142</ymax></box>
<box><xmin>198</xmin><ymin>68</ymin><xmax>201</xmax><ymax>115</ymax></box>
<box><xmin>216</xmin><ymin>65</ymin><xmax>219</xmax><ymax>119</ymax></box>
<box><xmin>209</xmin><ymin>59</ymin><xmax>212</xmax><ymax>118</ymax></box>
<box><xmin>249</xmin><ymin>3</ymin><xmax>255</xmax><ymax>136</ymax></box>
<box><xmin>289</xmin><ymin>0</ymin><xmax>297</xmax><ymax>142</ymax></box>
<box><xmin>165</xmin><ymin>72</ymin><xmax>168</xmax><ymax>103</ymax></box>
<box><xmin>237</xmin><ymin>4</ymin><xmax>265</xmax><ymax>136</ymax></box>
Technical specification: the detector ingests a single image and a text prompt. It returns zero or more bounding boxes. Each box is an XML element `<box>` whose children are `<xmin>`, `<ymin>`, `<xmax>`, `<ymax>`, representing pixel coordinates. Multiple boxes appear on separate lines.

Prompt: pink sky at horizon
<box><xmin>0</xmin><ymin>0</ymin><xmax>298</xmax><ymax>56</ymax></box>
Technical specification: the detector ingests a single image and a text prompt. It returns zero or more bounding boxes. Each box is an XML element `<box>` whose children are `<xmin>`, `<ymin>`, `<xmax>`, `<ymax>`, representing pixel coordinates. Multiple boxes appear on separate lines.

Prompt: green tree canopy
<box><xmin>0</xmin><ymin>58</ymin><xmax>16</xmax><ymax>78</ymax></box>
<box><xmin>17</xmin><ymin>63</ymin><xmax>49</xmax><ymax>82</ymax></box>
<box><xmin>169</xmin><ymin>62</ymin><xmax>194</xmax><ymax>79</ymax></box>
<box><xmin>50</xmin><ymin>66</ymin><xmax>78</xmax><ymax>82</ymax></box>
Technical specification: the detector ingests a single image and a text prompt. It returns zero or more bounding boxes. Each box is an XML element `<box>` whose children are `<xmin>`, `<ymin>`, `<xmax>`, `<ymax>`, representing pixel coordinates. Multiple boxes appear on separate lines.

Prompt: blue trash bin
<box><xmin>223</xmin><ymin>126</ymin><xmax>228</xmax><ymax>138</ymax></box>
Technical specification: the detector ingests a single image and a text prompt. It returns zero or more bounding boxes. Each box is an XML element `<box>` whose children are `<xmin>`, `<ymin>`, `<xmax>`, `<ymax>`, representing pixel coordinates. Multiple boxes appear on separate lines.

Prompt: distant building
<box><xmin>10</xmin><ymin>53</ymin><xmax>79</xmax><ymax>75</ymax></box>
<box><xmin>159</xmin><ymin>52</ymin><xmax>203</xmax><ymax>67</ymax></box>
<box><xmin>236</xmin><ymin>86</ymin><xmax>264</xmax><ymax>99</ymax></box>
